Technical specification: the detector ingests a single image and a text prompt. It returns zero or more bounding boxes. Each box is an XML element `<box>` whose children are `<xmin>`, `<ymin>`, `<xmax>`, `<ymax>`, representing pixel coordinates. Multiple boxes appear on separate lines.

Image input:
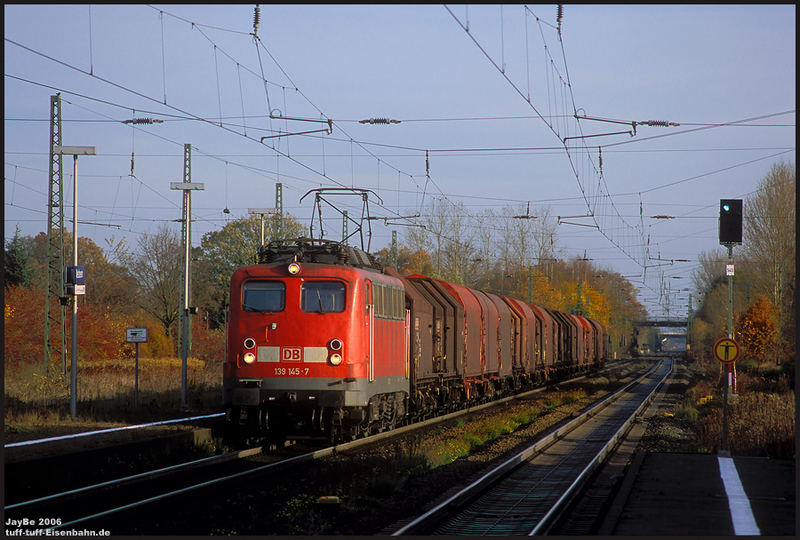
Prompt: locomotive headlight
<box><xmin>287</xmin><ymin>262</ymin><xmax>301</xmax><ymax>275</ymax></box>
<box><xmin>243</xmin><ymin>338</ymin><xmax>256</xmax><ymax>349</ymax></box>
<box><xmin>328</xmin><ymin>338</ymin><xmax>343</xmax><ymax>351</ymax></box>
<box><xmin>328</xmin><ymin>353</ymin><xmax>343</xmax><ymax>366</ymax></box>
<box><xmin>243</xmin><ymin>352</ymin><xmax>256</xmax><ymax>364</ymax></box>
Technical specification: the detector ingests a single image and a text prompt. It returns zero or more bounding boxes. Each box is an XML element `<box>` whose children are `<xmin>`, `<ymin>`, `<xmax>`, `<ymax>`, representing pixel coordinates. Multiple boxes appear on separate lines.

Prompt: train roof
<box><xmin>256</xmin><ymin>237</ymin><xmax>384</xmax><ymax>273</ymax></box>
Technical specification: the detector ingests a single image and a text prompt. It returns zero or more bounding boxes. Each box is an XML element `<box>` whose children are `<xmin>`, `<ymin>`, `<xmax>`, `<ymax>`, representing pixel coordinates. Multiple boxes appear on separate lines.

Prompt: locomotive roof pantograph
<box><xmin>257</xmin><ymin>237</ymin><xmax>384</xmax><ymax>272</ymax></box>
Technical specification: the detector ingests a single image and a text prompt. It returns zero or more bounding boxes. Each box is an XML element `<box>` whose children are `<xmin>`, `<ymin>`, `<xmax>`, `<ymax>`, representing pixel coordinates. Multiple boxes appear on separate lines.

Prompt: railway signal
<box><xmin>719</xmin><ymin>199</ymin><xmax>742</xmax><ymax>245</ymax></box>
<box><xmin>717</xmin><ymin>198</ymin><xmax>742</xmax><ymax>453</ymax></box>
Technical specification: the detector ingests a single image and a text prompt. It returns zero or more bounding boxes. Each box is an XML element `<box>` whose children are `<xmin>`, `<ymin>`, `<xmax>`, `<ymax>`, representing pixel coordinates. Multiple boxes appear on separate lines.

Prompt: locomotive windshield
<box><xmin>242</xmin><ymin>280</ymin><xmax>285</xmax><ymax>312</ymax></box>
<box><xmin>301</xmin><ymin>281</ymin><xmax>346</xmax><ymax>313</ymax></box>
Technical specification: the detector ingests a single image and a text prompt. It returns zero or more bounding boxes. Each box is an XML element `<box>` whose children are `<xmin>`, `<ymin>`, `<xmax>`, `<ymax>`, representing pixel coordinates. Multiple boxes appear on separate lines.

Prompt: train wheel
<box><xmin>259</xmin><ymin>405</ymin><xmax>269</xmax><ymax>433</ymax></box>
<box><xmin>258</xmin><ymin>406</ymin><xmax>282</xmax><ymax>447</ymax></box>
<box><xmin>326</xmin><ymin>418</ymin><xmax>340</xmax><ymax>445</ymax></box>
<box><xmin>230</xmin><ymin>405</ymin><xmax>241</xmax><ymax>424</ymax></box>
<box><xmin>325</xmin><ymin>408</ymin><xmax>345</xmax><ymax>445</ymax></box>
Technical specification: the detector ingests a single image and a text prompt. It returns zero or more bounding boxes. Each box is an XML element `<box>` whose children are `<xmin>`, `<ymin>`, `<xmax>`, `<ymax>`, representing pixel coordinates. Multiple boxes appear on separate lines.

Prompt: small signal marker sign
<box><xmin>713</xmin><ymin>337</ymin><xmax>739</xmax><ymax>363</ymax></box>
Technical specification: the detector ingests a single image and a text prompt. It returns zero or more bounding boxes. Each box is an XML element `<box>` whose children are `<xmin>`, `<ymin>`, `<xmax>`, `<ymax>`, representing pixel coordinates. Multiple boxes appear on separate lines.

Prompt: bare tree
<box><xmin>508</xmin><ymin>204</ymin><xmax>534</xmax><ymax>271</ymax></box>
<box><xmin>437</xmin><ymin>198</ymin><xmax>476</xmax><ymax>284</ymax></box>
<box><xmin>531</xmin><ymin>205</ymin><xmax>559</xmax><ymax>264</ymax></box>
<box><xmin>472</xmin><ymin>208</ymin><xmax>497</xmax><ymax>288</ymax></box>
<box><xmin>743</xmin><ymin>161</ymin><xmax>796</xmax><ymax>346</ymax></box>
<box><xmin>404</xmin><ymin>214</ymin><xmax>431</xmax><ymax>257</ymax></box>
<box><xmin>128</xmin><ymin>224</ymin><xmax>182</xmax><ymax>336</ymax></box>
<box><xmin>424</xmin><ymin>198</ymin><xmax>448</xmax><ymax>278</ymax></box>
<box><xmin>692</xmin><ymin>248</ymin><xmax>727</xmax><ymax>297</ymax></box>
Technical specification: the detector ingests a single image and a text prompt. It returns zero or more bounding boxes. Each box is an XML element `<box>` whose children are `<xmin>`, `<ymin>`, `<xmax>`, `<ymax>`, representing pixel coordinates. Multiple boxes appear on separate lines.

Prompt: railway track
<box><xmin>391</xmin><ymin>358</ymin><xmax>673</xmax><ymax>536</ymax></box>
<box><xmin>2</xmin><ymin>383</ymin><xmax>565</xmax><ymax>532</ymax></box>
<box><xmin>4</xmin><ymin>359</ymin><xmax>649</xmax><ymax>535</ymax></box>
<box><xmin>3</xmin><ymin>445</ymin><xmax>271</xmax><ymax>530</ymax></box>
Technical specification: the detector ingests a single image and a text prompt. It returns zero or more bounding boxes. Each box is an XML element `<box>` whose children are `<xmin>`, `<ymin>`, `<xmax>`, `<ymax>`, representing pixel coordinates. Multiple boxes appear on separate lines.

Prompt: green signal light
<box><xmin>722</xmin><ymin>204</ymin><xmax>730</xmax><ymax>211</ymax></box>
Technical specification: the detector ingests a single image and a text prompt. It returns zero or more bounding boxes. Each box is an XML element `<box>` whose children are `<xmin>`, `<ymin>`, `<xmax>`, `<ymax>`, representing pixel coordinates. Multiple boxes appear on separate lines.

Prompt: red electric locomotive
<box><xmin>224</xmin><ymin>237</ymin><xmax>608</xmax><ymax>443</ymax></box>
<box><xmin>224</xmin><ymin>239</ymin><xmax>409</xmax><ymax>443</ymax></box>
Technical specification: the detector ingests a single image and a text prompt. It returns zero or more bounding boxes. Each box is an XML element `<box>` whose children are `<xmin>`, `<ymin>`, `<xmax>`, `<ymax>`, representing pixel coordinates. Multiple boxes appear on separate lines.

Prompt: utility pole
<box><xmin>391</xmin><ymin>230</ymin><xmax>398</xmax><ymax>269</ymax></box>
<box><xmin>574</xmin><ymin>282</ymin><xmax>584</xmax><ymax>316</ymax></box>
<box><xmin>687</xmin><ymin>293</ymin><xmax>693</xmax><ymax>351</ymax></box>
<box><xmin>45</xmin><ymin>94</ymin><xmax>67</xmax><ymax>374</ymax></box>
<box><xmin>275</xmin><ymin>182</ymin><xmax>283</xmax><ymax>238</ymax></box>
<box><xmin>170</xmin><ymin>144</ymin><xmax>204</xmax><ymax>409</ymax></box>
<box><xmin>528</xmin><ymin>266</ymin><xmax>533</xmax><ymax>303</ymax></box>
<box><xmin>248</xmin><ymin>208</ymin><xmax>276</xmax><ymax>246</ymax></box>
<box><xmin>54</xmin><ymin>144</ymin><xmax>97</xmax><ymax>420</ymax></box>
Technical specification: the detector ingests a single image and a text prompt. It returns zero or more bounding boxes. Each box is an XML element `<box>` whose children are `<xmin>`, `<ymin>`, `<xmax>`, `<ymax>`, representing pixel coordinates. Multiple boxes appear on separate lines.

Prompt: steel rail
<box><xmin>4</xmin><ymin>412</ymin><xmax>225</xmax><ymax>448</ymax></box>
<box><xmin>37</xmin><ymin>363</ymin><xmax>625</xmax><ymax>532</ymax></box>
<box><xmin>362</xmin><ymin>358</ymin><xmax>637</xmax><ymax>447</ymax></box>
<box><xmin>8</xmin><ymin>361</ymin><xmax>624</xmax><ymax>450</ymax></box>
<box><xmin>392</xmin><ymin>360</ymin><xmax>664</xmax><ymax>536</ymax></box>
<box><xmin>5</xmin><ymin>447</ymin><xmax>263</xmax><ymax>511</ymax></box>
<box><xmin>43</xmin><ymin>444</ymin><xmax>337</xmax><ymax>531</ymax></box>
<box><xmin>529</xmin><ymin>358</ymin><xmax>674</xmax><ymax>535</ymax></box>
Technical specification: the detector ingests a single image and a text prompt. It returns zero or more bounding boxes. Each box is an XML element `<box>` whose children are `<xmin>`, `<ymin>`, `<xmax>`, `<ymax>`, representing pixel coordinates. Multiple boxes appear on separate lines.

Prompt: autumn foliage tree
<box><xmin>735</xmin><ymin>295</ymin><xmax>778</xmax><ymax>362</ymax></box>
<box><xmin>4</xmin><ymin>285</ymin><xmax>46</xmax><ymax>373</ymax></box>
<box><xmin>4</xmin><ymin>284</ymin><xmax>134</xmax><ymax>374</ymax></box>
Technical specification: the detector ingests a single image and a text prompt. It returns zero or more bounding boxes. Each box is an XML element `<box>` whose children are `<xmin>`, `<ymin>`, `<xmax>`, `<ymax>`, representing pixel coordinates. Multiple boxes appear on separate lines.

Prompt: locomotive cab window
<box><xmin>242</xmin><ymin>281</ymin><xmax>285</xmax><ymax>312</ymax></box>
<box><xmin>302</xmin><ymin>281</ymin><xmax>346</xmax><ymax>313</ymax></box>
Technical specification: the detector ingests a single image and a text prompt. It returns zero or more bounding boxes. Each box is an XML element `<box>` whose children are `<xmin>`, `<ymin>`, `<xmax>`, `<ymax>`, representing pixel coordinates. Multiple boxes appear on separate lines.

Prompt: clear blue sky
<box><xmin>4</xmin><ymin>4</ymin><xmax>796</xmax><ymax>318</ymax></box>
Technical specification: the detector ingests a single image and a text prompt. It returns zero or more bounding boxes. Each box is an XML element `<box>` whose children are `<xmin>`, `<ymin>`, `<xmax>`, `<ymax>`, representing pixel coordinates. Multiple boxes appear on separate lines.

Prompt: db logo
<box><xmin>282</xmin><ymin>347</ymin><xmax>302</xmax><ymax>362</ymax></box>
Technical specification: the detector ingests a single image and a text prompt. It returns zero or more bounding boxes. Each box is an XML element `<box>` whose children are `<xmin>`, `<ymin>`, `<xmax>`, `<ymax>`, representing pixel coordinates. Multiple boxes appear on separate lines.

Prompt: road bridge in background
<box><xmin>635</xmin><ymin>320</ymin><xmax>687</xmax><ymax>328</ymax></box>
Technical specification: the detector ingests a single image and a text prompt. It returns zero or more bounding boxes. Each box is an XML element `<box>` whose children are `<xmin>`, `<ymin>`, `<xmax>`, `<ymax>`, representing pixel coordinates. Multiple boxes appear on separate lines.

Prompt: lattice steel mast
<box><xmin>44</xmin><ymin>94</ymin><xmax>67</xmax><ymax>373</ymax></box>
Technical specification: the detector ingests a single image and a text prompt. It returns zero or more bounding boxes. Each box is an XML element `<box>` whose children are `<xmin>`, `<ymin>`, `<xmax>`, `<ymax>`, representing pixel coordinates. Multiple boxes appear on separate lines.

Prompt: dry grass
<box><xmin>4</xmin><ymin>357</ymin><xmax>222</xmax><ymax>439</ymax></box>
<box><xmin>685</xmin><ymin>352</ymin><xmax>795</xmax><ymax>457</ymax></box>
<box><xmin>422</xmin><ymin>389</ymin><xmax>589</xmax><ymax>468</ymax></box>
<box><xmin>695</xmin><ymin>392</ymin><xmax>795</xmax><ymax>457</ymax></box>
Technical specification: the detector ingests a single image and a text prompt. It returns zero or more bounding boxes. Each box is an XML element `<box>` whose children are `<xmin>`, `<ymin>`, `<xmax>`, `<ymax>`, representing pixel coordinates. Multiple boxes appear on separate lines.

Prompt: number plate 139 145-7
<box><xmin>274</xmin><ymin>367</ymin><xmax>310</xmax><ymax>376</ymax></box>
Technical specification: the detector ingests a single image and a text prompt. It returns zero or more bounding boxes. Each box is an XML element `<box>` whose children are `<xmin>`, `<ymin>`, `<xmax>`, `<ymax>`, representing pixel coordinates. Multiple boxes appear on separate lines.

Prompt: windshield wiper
<box><xmin>316</xmin><ymin>290</ymin><xmax>326</xmax><ymax>314</ymax></box>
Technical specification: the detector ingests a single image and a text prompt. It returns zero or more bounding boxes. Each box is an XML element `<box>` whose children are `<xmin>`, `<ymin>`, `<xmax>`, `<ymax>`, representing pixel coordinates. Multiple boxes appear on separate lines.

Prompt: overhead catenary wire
<box><xmin>138</xmin><ymin>9</ymin><xmax>440</xmax><ymax>225</ymax></box>
<box><xmin>5</xmin><ymin>6</ymin><xmax>791</xmax><ymax>316</ymax></box>
<box><xmin>438</xmin><ymin>5</ymin><xmax>790</xmax><ymax>314</ymax></box>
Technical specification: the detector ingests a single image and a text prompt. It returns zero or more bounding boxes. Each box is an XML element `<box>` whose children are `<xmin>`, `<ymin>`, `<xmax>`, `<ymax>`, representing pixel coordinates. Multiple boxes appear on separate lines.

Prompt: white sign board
<box><xmin>726</xmin><ymin>264</ymin><xmax>735</xmax><ymax>276</ymax></box>
<box><xmin>126</xmin><ymin>328</ymin><xmax>148</xmax><ymax>343</ymax></box>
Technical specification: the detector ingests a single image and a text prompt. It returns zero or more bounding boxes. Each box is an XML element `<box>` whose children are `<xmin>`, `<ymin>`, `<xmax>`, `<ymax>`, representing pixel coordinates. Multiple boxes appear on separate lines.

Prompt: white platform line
<box><xmin>718</xmin><ymin>456</ymin><xmax>761</xmax><ymax>535</ymax></box>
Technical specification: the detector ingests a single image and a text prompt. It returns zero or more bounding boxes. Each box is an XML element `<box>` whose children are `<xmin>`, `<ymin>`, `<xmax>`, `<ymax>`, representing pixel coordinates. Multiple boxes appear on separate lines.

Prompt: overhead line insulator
<box><xmin>358</xmin><ymin>118</ymin><xmax>401</xmax><ymax>125</ymax></box>
<box><xmin>557</xmin><ymin>4</ymin><xmax>563</xmax><ymax>32</ymax></box>
<box><xmin>253</xmin><ymin>5</ymin><xmax>261</xmax><ymax>37</ymax></box>
<box><xmin>123</xmin><ymin>118</ymin><xmax>163</xmax><ymax>124</ymax></box>
<box><xmin>634</xmin><ymin>120</ymin><xmax>681</xmax><ymax>127</ymax></box>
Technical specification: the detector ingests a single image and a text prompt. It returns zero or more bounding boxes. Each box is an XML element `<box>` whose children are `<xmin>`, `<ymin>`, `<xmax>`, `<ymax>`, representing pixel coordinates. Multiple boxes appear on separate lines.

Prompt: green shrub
<box><xmin>675</xmin><ymin>404</ymin><xmax>699</xmax><ymax>423</ymax></box>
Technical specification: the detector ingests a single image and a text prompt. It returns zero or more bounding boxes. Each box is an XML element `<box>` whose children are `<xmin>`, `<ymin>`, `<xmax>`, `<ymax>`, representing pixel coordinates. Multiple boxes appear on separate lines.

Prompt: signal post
<box><xmin>714</xmin><ymin>337</ymin><xmax>740</xmax><ymax>452</ymax></box>
<box><xmin>717</xmin><ymin>199</ymin><xmax>742</xmax><ymax>453</ymax></box>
